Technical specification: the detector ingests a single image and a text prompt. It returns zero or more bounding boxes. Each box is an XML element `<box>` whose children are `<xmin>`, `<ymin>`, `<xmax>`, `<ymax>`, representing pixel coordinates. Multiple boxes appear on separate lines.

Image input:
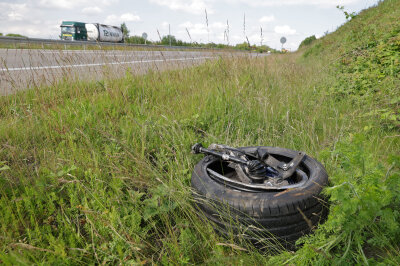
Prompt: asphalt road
<box><xmin>0</xmin><ymin>48</ymin><xmax>264</xmax><ymax>95</ymax></box>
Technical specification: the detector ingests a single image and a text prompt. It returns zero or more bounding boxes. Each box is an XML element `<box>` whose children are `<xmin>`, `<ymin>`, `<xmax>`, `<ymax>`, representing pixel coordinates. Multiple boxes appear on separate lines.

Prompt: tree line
<box><xmin>120</xmin><ymin>22</ymin><xmax>277</xmax><ymax>53</ymax></box>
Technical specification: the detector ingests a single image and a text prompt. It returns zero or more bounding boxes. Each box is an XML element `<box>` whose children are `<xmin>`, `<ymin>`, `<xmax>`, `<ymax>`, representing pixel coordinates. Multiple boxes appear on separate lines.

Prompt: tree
<box><xmin>161</xmin><ymin>35</ymin><xmax>177</xmax><ymax>46</ymax></box>
<box><xmin>299</xmin><ymin>35</ymin><xmax>317</xmax><ymax>48</ymax></box>
<box><xmin>235</xmin><ymin>42</ymin><xmax>251</xmax><ymax>51</ymax></box>
<box><xmin>126</xmin><ymin>35</ymin><xmax>147</xmax><ymax>44</ymax></box>
<box><xmin>120</xmin><ymin>22</ymin><xmax>130</xmax><ymax>38</ymax></box>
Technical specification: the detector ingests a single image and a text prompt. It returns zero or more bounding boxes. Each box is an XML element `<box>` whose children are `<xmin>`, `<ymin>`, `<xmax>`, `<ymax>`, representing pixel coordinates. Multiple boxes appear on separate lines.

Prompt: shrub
<box><xmin>299</xmin><ymin>35</ymin><xmax>317</xmax><ymax>49</ymax></box>
<box><xmin>5</xmin><ymin>33</ymin><xmax>27</xmax><ymax>38</ymax></box>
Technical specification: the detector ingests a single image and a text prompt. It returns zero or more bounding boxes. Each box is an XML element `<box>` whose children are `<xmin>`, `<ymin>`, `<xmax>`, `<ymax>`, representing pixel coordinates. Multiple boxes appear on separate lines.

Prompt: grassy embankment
<box><xmin>0</xmin><ymin>0</ymin><xmax>399</xmax><ymax>264</ymax></box>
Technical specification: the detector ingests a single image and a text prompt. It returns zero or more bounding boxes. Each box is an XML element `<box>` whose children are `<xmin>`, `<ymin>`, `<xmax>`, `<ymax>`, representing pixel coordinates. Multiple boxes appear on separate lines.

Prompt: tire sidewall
<box><xmin>191</xmin><ymin>146</ymin><xmax>328</xmax><ymax>215</ymax></box>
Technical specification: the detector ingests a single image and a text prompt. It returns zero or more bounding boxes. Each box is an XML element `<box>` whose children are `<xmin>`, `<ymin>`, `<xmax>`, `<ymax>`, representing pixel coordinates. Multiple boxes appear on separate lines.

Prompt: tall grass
<box><xmin>1</xmin><ymin>51</ymin><xmax>398</xmax><ymax>264</ymax></box>
<box><xmin>0</xmin><ymin>1</ymin><xmax>399</xmax><ymax>263</ymax></box>
<box><xmin>0</xmin><ymin>47</ymin><xmax>227</xmax><ymax>95</ymax></box>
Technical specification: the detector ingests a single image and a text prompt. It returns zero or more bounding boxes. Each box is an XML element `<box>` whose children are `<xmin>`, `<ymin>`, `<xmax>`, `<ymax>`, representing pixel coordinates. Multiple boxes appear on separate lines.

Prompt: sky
<box><xmin>0</xmin><ymin>0</ymin><xmax>380</xmax><ymax>50</ymax></box>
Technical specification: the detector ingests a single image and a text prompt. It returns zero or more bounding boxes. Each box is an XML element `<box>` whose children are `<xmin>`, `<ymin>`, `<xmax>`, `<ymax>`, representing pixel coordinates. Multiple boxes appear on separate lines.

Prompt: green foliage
<box><xmin>235</xmin><ymin>42</ymin><xmax>250</xmax><ymax>51</ymax></box>
<box><xmin>142</xmin><ymin>185</ymin><xmax>178</xmax><ymax>221</ymax></box>
<box><xmin>303</xmin><ymin>0</ymin><xmax>400</xmax><ymax>127</ymax></box>
<box><xmin>291</xmin><ymin>134</ymin><xmax>400</xmax><ymax>264</ymax></box>
<box><xmin>120</xmin><ymin>22</ymin><xmax>129</xmax><ymax>38</ymax></box>
<box><xmin>330</xmin><ymin>23</ymin><xmax>400</xmax><ymax>128</ymax></box>
<box><xmin>337</xmin><ymin>5</ymin><xmax>357</xmax><ymax>20</ymax></box>
<box><xmin>328</xmin><ymin>136</ymin><xmax>400</xmax><ymax>246</ymax></box>
<box><xmin>0</xmin><ymin>161</ymin><xmax>10</xmax><ymax>171</ymax></box>
<box><xmin>303</xmin><ymin>43</ymin><xmax>322</xmax><ymax>58</ymax></box>
<box><xmin>234</xmin><ymin>42</ymin><xmax>274</xmax><ymax>53</ymax></box>
<box><xmin>125</xmin><ymin>35</ymin><xmax>149</xmax><ymax>44</ymax></box>
<box><xmin>161</xmin><ymin>35</ymin><xmax>178</xmax><ymax>46</ymax></box>
<box><xmin>5</xmin><ymin>33</ymin><xmax>27</xmax><ymax>38</ymax></box>
<box><xmin>1</xmin><ymin>50</ymin><xmax>399</xmax><ymax>264</ymax></box>
<box><xmin>255</xmin><ymin>45</ymin><xmax>272</xmax><ymax>53</ymax></box>
<box><xmin>299</xmin><ymin>35</ymin><xmax>317</xmax><ymax>49</ymax></box>
<box><xmin>291</xmin><ymin>2</ymin><xmax>400</xmax><ymax>262</ymax></box>
<box><xmin>121</xmin><ymin>33</ymin><xmax>277</xmax><ymax>52</ymax></box>
<box><xmin>333</xmin><ymin>35</ymin><xmax>400</xmax><ymax>96</ymax></box>
<box><xmin>0</xmin><ymin>0</ymin><xmax>399</xmax><ymax>263</ymax></box>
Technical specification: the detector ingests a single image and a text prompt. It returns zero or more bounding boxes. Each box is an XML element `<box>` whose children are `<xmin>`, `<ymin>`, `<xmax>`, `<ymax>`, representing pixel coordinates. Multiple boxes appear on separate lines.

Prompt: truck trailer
<box><xmin>60</xmin><ymin>21</ymin><xmax>124</xmax><ymax>42</ymax></box>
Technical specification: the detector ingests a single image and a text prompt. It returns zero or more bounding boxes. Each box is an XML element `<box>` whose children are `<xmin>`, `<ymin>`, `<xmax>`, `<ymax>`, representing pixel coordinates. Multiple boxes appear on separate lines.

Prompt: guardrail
<box><xmin>0</xmin><ymin>36</ymin><xmax>216</xmax><ymax>51</ymax></box>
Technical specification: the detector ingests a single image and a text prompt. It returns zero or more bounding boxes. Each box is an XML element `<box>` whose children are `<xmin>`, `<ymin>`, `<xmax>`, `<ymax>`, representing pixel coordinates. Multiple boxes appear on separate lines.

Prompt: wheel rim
<box><xmin>206</xmin><ymin>166</ymin><xmax>309</xmax><ymax>192</ymax></box>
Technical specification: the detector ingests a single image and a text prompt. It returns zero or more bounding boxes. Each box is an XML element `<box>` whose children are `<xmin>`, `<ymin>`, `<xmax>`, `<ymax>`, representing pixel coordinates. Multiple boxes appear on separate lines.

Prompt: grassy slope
<box><xmin>0</xmin><ymin>0</ymin><xmax>399</xmax><ymax>264</ymax></box>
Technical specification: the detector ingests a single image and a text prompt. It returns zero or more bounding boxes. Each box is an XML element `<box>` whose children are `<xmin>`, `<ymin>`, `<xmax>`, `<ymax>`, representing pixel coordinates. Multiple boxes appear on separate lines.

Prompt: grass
<box><xmin>0</xmin><ymin>41</ymin><xmax>133</xmax><ymax>51</ymax></box>
<box><xmin>0</xmin><ymin>0</ymin><xmax>399</xmax><ymax>264</ymax></box>
<box><xmin>0</xmin><ymin>39</ymin><xmax>252</xmax><ymax>53</ymax></box>
<box><xmin>0</xmin><ymin>48</ymin><xmax>223</xmax><ymax>95</ymax></box>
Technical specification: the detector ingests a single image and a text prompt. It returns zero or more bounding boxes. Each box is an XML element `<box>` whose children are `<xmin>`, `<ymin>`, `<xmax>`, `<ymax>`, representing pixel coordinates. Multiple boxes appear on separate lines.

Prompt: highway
<box><xmin>0</xmin><ymin>49</ymin><xmax>215</xmax><ymax>95</ymax></box>
<box><xmin>0</xmin><ymin>48</ymin><xmax>266</xmax><ymax>95</ymax></box>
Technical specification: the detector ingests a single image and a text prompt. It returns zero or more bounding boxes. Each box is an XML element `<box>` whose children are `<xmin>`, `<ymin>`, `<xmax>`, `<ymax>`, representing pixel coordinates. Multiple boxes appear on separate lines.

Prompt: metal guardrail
<box><xmin>0</xmin><ymin>36</ymin><xmax>216</xmax><ymax>51</ymax></box>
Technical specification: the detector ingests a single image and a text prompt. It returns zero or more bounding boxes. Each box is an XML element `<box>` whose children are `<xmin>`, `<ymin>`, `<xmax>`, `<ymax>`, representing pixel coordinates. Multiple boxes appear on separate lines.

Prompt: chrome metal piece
<box><xmin>192</xmin><ymin>143</ymin><xmax>274</xmax><ymax>180</ymax></box>
<box><xmin>207</xmin><ymin>168</ymin><xmax>308</xmax><ymax>191</ymax></box>
<box><xmin>193</xmin><ymin>143</ymin><xmax>307</xmax><ymax>191</ymax></box>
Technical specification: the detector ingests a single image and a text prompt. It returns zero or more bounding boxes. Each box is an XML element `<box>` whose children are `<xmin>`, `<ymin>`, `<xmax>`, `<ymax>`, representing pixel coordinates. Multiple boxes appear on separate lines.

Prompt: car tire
<box><xmin>191</xmin><ymin>146</ymin><xmax>329</xmax><ymax>250</ymax></box>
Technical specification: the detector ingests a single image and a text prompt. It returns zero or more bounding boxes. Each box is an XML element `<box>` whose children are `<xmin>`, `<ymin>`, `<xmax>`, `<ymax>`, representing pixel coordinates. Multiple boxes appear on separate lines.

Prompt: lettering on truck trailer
<box><xmin>103</xmin><ymin>30</ymin><xmax>120</xmax><ymax>37</ymax></box>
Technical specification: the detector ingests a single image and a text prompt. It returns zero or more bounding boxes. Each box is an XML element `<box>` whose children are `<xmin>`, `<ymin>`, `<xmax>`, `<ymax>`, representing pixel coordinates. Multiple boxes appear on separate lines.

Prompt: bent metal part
<box><xmin>191</xmin><ymin>143</ymin><xmax>307</xmax><ymax>191</ymax></box>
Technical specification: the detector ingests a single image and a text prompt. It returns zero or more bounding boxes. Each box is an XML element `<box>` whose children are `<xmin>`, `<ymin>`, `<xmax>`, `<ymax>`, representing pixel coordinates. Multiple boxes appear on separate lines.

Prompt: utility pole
<box><xmin>169</xmin><ymin>24</ymin><xmax>171</xmax><ymax>46</ymax></box>
<box><xmin>226</xmin><ymin>20</ymin><xmax>230</xmax><ymax>45</ymax></box>
<box><xmin>243</xmin><ymin>13</ymin><xmax>246</xmax><ymax>41</ymax></box>
<box><xmin>205</xmin><ymin>9</ymin><xmax>209</xmax><ymax>43</ymax></box>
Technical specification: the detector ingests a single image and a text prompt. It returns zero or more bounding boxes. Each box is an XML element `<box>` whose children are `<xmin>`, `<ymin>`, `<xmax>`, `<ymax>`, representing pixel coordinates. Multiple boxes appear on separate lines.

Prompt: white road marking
<box><xmin>39</xmin><ymin>50</ymin><xmax>151</xmax><ymax>54</ymax></box>
<box><xmin>0</xmin><ymin>49</ymin><xmax>153</xmax><ymax>54</ymax></box>
<box><xmin>0</xmin><ymin>49</ymin><xmax>192</xmax><ymax>55</ymax></box>
<box><xmin>0</xmin><ymin>56</ymin><xmax>216</xmax><ymax>72</ymax></box>
<box><xmin>104</xmin><ymin>54</ymin><xmax>162</xmax><ymax>57</ymax></box>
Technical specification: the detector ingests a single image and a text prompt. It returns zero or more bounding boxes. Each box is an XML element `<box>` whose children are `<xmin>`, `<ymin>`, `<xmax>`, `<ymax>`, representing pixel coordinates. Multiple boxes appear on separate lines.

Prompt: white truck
<box><xmin>60</xmin><ymin>21</ymin><xmax>124</xmax><ymax>42</ymax></box>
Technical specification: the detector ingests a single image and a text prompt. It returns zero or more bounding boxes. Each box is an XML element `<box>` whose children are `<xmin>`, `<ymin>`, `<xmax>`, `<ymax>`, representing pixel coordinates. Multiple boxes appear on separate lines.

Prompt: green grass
<box><xmin>0</xmin><ymin>0</ymin><xmax>399</xmax><ymax>264</ymax></box>
<box><xmin>0</xmin><ymin>41</ymin><xmax>200</xmax><ymax>52</ymax></box>
<box><xmin>0</xmin><ymin>40</ymin><xmax>256</xmax><ymax>53</ymax></box>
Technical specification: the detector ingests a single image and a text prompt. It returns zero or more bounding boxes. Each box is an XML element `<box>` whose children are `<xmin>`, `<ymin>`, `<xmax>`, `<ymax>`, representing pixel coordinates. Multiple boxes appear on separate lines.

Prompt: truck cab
<box><xmin>60</xmin><ymin>21</ymin><xmax>87</xmax><ymax>41</ymax></box>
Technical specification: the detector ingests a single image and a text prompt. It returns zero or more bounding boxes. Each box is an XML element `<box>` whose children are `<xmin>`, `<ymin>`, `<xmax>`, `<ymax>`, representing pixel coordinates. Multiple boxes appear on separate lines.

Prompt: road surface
<box><xmin>0</xmin><ymin>48</ymin><xmax>265</xmax><ymax>95</ymax></box>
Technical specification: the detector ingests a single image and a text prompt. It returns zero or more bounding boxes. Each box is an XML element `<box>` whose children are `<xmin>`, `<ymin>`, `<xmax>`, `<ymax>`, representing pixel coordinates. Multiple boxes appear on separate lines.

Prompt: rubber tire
<box><xmin>191</xmin><ymin>146</ymin><xmax>329</xmax><ymax>250</ymax></box>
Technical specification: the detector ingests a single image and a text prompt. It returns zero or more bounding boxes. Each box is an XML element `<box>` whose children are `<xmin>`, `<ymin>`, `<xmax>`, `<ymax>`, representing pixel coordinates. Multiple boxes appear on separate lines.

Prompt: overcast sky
<box><xmin>0</xmin><ymin>0</ymin><xmax>379</xmax><ymax>50</ymax></box>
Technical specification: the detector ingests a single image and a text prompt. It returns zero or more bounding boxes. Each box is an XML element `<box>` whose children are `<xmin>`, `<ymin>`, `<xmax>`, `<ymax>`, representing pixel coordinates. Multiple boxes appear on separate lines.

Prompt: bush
<box><xmin>161</xmin><ymin>35</ymin><xmax>177</xmax><ymax>46</ymax></box>
<box><xmin>125</xmin><ymin>35</ymin><xmax>149</xmax><ymax>44</ymax></box>
<box><xmin>5</xmin><ymin>33</ymin><xmax>27</xmax><ymax>38</ymax></box>
<box><xmin>292</xmin><ymin>134</ymin><xmax>400</xmax><ymax>264</ymax></box>
<box><xmin>299</xmin><ymin>35</ymin><xmax>317</xmax><ymax>49</ymax></box>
